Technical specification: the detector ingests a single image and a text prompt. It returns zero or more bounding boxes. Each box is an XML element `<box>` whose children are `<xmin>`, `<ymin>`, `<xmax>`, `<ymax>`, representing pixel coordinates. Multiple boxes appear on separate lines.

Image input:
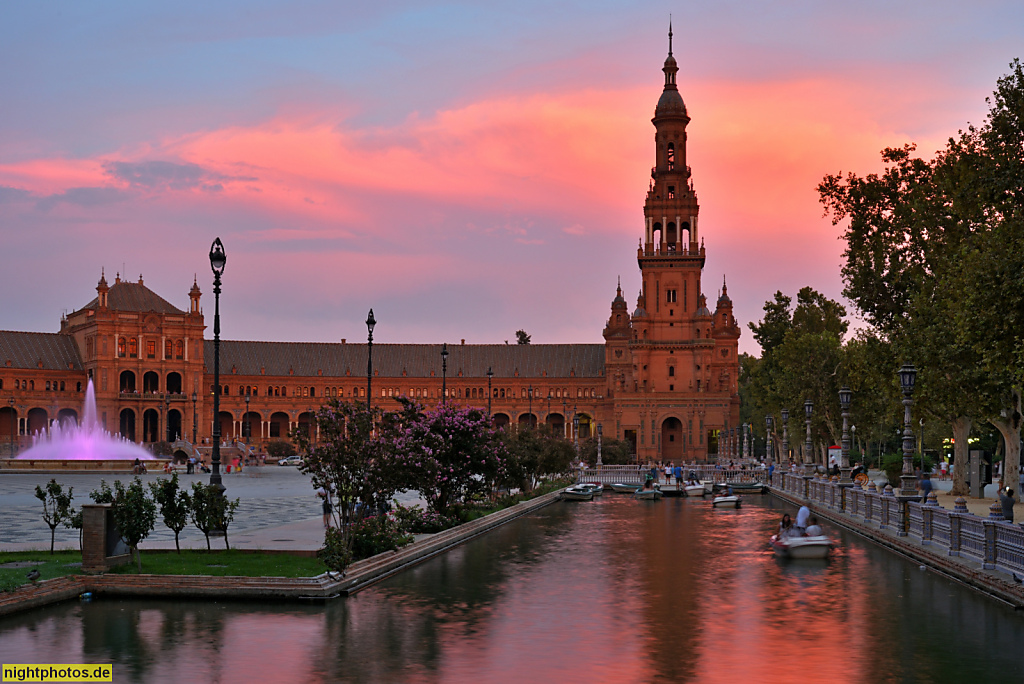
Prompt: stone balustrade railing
<box><xmin>771</xmin><ymin>471</ymin><xmax>1024</xmax><ymax>579</ymax></box>
<box><xmin>578</xmin><ymin>464</ymin><xmax>768</xmax><ymax>486</ymax></box>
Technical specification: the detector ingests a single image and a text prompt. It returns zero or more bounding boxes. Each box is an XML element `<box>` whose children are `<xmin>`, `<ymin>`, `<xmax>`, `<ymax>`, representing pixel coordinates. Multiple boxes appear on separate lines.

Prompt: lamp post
<box><xmin>898</xmin><ymin>364</ymin><xmax>918</xmax><ymax>498</ymax></box>
<box><xmin>366</xmin><ymin>309</ymin><xmax>375</xmax><ymax>410</ymax></box>
<box><xmin>191</xmin><ymin>391</ymin><xmax>198</xmax><ymax>446</ymax></box>
<box><xmin>8</xmin><ymin>397</ymin><xmax>14</xmax><ymax>456</ymax></box>
<box><xmin>487</xmin><ymin>366</ymin><xmax>493</xmax><ymax>417</ymax></box>
<box><xmin>781</xmin><ymin>409</ymin><xmax>789</xmax><ymax>464</ymax></box>
<box><xmin>804</xmin><ymin>399</ymin><xmax>814</xmax><ymax>476</ymax></box>
<box><xmin>308</xmin><ymin>406</ymin><xmax>314</xmax><ymax>447</ymax></box>
<box><xmin>766</xmin><ymin>415</ymin><xmax>774</xmax><ymax>464</ymax></box>
<box><xmin>743</xmin><ymin>423</ymin><xmax>749</xmax><ymax>460</ymax></box>
<box><xmin>528</xmin><ymin>385</ymin><xmax>533</xmax><ymax>429</ymax></box>
<box><xmin>209</xmin><ymin>237</ymin><xmax>226</xmax><ymax>496</ymax></box>
<box><xmin>547</xmin><ymin>391</ymin><xmax>552</xmax><ymax>430</ymax></box>
<box><xmin>573</xmin><ymin>412</ymin><xmax>580</xmax><ymax>459</ymax></box>
<box><xmin>562</xmin><ymin>398</ymin><xmax>567</xmax><ymax>438</ymax></box>
<box><xmin>245</xmin><ymin>394</ymin><xmax>251</xmax><ymax>452</ymax></box>
<box><xmin>597</xmin><ymin>423</ymin><xmax>603</xmax><ymax>467</ymax></box>
<box><xmin>440</xmin><ymin>343</ymin><xmax>448</xmax><ymax>404</ymax></box>
<box><xmin>839</xmin><ymin>386</ymin><xmax>853</xmax><ymax>483</ymax></box>
<box><xmin>161</xmin><ymin>394</ymin><xmax>167</xmax><ymax>443</ymax></box>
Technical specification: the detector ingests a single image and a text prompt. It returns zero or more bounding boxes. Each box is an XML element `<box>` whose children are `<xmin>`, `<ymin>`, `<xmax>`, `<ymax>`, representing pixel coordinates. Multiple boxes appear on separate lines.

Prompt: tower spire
<box><xmin>668</xmin><ymin>16</ymin><xmax>673</xmax><ymax>57</ymax></box>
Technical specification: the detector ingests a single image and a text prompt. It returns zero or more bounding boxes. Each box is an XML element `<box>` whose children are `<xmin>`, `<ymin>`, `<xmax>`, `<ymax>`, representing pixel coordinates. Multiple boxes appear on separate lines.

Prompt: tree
<box><xmin>515</xmin><ymin>330</ymin><xmax>531</xmax><ymax>345</ymax></box>
<box><xmin>266</xmin><ymin>440</ymin><xmax>296</xmax><ymax>460</ymax></box>
<box><xmin>579</xmin><ymin>435</ymin><xmax>634</xmax><ymax>467</ymax></box>
<box><xmin>149</xmin><ymin>474</ymin><xmax>191</xmax><ymax>553</ymax></box>
<box><xmin>35</xmin><ymin>479</ymin><xmax>74</xmax><ymax>555</ymax></box>
<box><xmin>211</xmin><ymin>494</ymin><xmax>240</xmax><ymax>551</ymax></box>
<box><xmin>111</xmin><ymin>478</ymin><xmax>157</xmax><ymax>572</ymax></box>
<box><xmin>387</xmin><ymin>400</ymin><xmax>507</xmax><ymax>515</ymax></box>
<box><xmin>188</xmin><ymin>482</ymin><xmax>220</xmax><ymax>551</ymax></box>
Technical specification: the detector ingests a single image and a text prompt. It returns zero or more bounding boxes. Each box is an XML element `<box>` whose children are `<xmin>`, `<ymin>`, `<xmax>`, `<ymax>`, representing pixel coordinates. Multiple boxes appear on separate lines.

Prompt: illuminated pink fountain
<box><xmin>17</xmin><ymin>380</ymin><xmax>154</xmax><ymax>460</ymax></box>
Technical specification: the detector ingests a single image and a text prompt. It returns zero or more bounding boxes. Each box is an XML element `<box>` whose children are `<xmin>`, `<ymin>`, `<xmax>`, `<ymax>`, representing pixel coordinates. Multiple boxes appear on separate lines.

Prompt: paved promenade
<box><xmin>0</xmin><ymin>467</ymin><xmax>425</xmax><ymax>552</ymax></box>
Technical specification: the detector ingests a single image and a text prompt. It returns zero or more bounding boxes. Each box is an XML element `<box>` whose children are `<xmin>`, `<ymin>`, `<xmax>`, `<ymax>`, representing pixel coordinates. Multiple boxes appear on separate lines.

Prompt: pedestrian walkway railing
<box><xmin>577</xmin><ymin>464</ymin><xmax>768</xmax><ymax>485</ymax></box>
<box><xmin>772</xmin><ymin>471</ymin><xmax>1024</xmax><ymax>579</ymax></box>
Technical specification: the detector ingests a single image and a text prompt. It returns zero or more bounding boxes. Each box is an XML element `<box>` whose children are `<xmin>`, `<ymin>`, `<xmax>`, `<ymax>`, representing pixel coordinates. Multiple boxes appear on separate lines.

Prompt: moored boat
<box><xmin>634</xmin><ymin>484</ymin><xmax>662</xmax><ymax>500</ymax></box>
<box><xmin>770</xmin><ymin>534</ymin><xmax>833</xmax><ymax>559</ymax></box>
<box><xmin>578</xmin><ymin>483</ymin><xmax>603</xmax><ymax>496</ymax></box>
<box><xmin>609</xmin><ymin>483</ymin><xmax>641</xmax><ymax>493</ymax></box>
<box><xmin>682</xmin><ymin>484</ymin><xmax>706</xmax><ymax>497</ymax></box>
<box><xmin>727</xmin><ymin>481</ymin><xmax>766</xmax><ymax>494</ymax></box>
<box><xmin>711</xmin><ymin>494</ymin><xmax>741</xmax><ymax>508</ymax></box>
<box><xmin>561</xmin><ymin>485</ymin><xmax>595</xmax><ymax>501</ymax></box>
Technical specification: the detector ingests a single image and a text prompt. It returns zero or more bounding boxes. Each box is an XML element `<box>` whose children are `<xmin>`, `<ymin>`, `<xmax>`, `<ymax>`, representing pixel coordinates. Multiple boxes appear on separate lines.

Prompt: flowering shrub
<box><xmin>349</xmin><ymin>514</ymin><xmax>413</xmax><ymax>560</ymax></box>
<box><xmin>393</xmin><ymin>502</ymin><xmax>459</xmax><ymax>534</ymax></box>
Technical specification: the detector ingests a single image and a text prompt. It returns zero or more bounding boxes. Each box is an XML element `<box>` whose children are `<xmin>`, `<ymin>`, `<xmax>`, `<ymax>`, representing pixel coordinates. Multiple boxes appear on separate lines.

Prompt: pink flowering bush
<box><xmin>393</xmin><ymin>502</ymin><xmax>460</xmax><ymax>534</ymax></box>
<box><xmin>386</xmin><ymin>399</ymin><xmax>509</xmax><ymax>516</ymax></box>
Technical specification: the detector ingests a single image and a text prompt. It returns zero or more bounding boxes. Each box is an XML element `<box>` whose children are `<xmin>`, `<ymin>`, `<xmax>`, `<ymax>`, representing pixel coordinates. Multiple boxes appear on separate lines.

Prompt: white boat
<box><xmin>634</xmin><ymin>485</ymin><xmax>662</xmax><ymax>500</ymax></box>
<box><xmin>703</xmin><ymin>481</ymin><xmax>716</xmax><ymax>495</ymax></box>
<box><xmin>578</xmin><ymin>483</ymin><xmax>603</xmax><ymax>496</ymax></box>
<box><xmin>712</xmin><ymin>495</ymin><xmax>741</xmax><ymax>508</ymax></box>
<box><xmin>608</xmin><ymin>483</ymin><xmax>640</xmax><ymax>493</ymax></box>
<box><xmin>561</xmin><ymin>485</ymin><xmax>594</xmax><ymax>501</ymax></box>
<box><xmin>682</xmin><ymin>484</ymin><xmax>706</xmax><ymax>497</ymax></box>
<box><xmin>770</xmin><ymin>534</ymin><xmax>833</xmax><ymax>559</ymax></box>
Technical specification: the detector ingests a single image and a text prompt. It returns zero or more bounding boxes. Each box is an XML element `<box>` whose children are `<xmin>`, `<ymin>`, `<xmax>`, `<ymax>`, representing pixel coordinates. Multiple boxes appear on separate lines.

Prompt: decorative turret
<box><xmin>654</xmin><ymin>20</ymin><xmax>689</xmax><ymax>122</ymax></box>
<box><xmin>189</xmin><ymin>275</ymin><xmax>202</xmax><ymax>314</ymax></box>
<box><xmin>603</xmin><ymin>278</ymin><xmax>631</xmax><ymax>340</ymax></box>
<box><xmin>96</xmin><ymin>269</ymin><xmax>109</xmax><ymax>308</ymax></box>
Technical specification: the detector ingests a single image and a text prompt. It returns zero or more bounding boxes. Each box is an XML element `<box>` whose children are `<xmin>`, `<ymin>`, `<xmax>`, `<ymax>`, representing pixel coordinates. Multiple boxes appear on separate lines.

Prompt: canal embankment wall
<box><xmin>769</xmin><ymin>472</ymin><xmax>1024</xmax><ymax>609</ymax></box>
<box><xmin>0</xmin><ymin>487</ymin><xmax>563</xmax><ymax>617</ymax></box>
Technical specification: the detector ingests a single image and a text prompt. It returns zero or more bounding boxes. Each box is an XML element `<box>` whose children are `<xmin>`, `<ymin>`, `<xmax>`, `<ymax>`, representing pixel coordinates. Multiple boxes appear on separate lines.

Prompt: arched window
<box><xmin>76</xmin><ymin>382</ymin><xmax>82</xmax><ymax>392</ymax></box>
<box><xmin>223</xmin><ymin>385</ymin><xmax>230</xmax><ymax>395</ymax></box>
<box><xmin>239</xmin><ymin>385</ymin><xmax>244</xmax><ymax>396</ymax></box>
<box><xmin>30</xmin><ymin>380</ymin><xmax>34</xmax><ymax>390</ymax></box>
<box><xmin>46</xmin><ymin>381</ymin><xmax>51</xmax><ymax>391</ymax></box>
<box><xmin>668</xmin><ymin>366</ymin><xmax>675</xmax><ymax>377</ymax></box>
<box><xmin>667</xmin><ymin>142</ymin><xmax>675</xmax><ymax>170</ymax></box>
<box><xmin>118</xmin><ymin>337</ymin><xmax>127</xmax><ymax>357</ymax></box>
<box><xmin>60</xmin><ymin>381</ymin><xmax>65</xmax><ymax>391</ymax></box>
<box><xmin>310</xmin><ymin>387</ymin><xmax>315</xmax><ymax>397</ymax></box>
<box><xmin>165</xmin><ymin>340</ymin><xmax>173</xmax><ymax>359</ymax></box>
<box><xmin>129</xmin><ymin>338</ymin><xmax>138</xmax><ymax>358</ymax></box>
<box><xmin>281</xmin><ymin>386</ymin><xmax>287</xmax><ymax>396</ymax></box>
<box><xmin>175</xmin><ymin>340</ymin><xmax>184</xmax><ymax>359</ymax></box>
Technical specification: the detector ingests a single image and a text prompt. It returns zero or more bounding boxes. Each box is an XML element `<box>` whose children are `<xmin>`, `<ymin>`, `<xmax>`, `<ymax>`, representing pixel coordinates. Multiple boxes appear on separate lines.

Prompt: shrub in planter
<box><xmin>318</xmin><ymin>527</ymin><xmax>353</xmax><ymax>574</ymax></box>
<box><xmin>350</xmin><ymin>515</ymin><xmax>413</xmax><ymax>560</ymax></box>
<box><xmin>393</xmin><ymin>503</ymin><xmax>459</xmax><ymax>534</ymax></box>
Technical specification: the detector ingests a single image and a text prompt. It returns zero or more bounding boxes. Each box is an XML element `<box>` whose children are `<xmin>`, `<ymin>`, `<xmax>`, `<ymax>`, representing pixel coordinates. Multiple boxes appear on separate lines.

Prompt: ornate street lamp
<box><xmin>209</xmin><ymin>237</ymin><xmax>226</xmax><ymax>497</ymax></box>
<box><xmin>766</xmin><ymin>415</ymin><xmax>774</xmax><ymax>464</ymax></box>
<box><xmin>597</xmin><ymin>423</ymin><xmax>603</xmax><ymax>467</ymax></box>
<box><xmin>839</xmin><ymin>386</ymin><xmax>853</xmax><ymax>483</ymax></box>
<box><xmin>573</xmin><ymin>412</ymin><xmax>580</xmax><ymax>458</ymax></box>
<box><xmin>528</xmin><ymin>385</ymin><xmax>533</xmax><ymax>429</ymax></box>
<box><xmin>781</xmin><ymin>408</ymin><xmax>789</xmax><ymax>464</ymax></box>
<box><xmin>191</xmin><ymin>391</ymin><xmax>198</xmax><ymax>446</ymax></box>
<box><xmin>440</xmin><ymin>343</ymin><xmax>448</xmax><ymax>404</ymax></box>
<box><xmin>486</xmin><ymin>366</ymin><xmax>493</xmax><ymax>417</ymax></box>
<box><xmin>743</xmin><ymin>423</ymin><xmax>749</xmax><ymax>460</ymax></box>
<box><xmin>8</xmin><ymin>397</ymin><xmax>14</xmax><ymax>456</ymax></box>
<box><xmin>804</xmin><ymin>399</ymin><xmax>814</xmax><ymax>476</ymax></box>
<box><xmin>365</xmin><ymin>309</ymin><xmax>375</xmax><ymax>410</ymax></box>
<box><xmin>898</xmin><ymin>364</ymin><xmax>918</xmax><ymax>499</ymax></box>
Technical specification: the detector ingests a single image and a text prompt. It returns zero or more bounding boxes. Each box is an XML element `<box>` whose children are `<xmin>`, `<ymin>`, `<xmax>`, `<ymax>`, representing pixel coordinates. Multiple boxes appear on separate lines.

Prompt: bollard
<box><xmin>953</xmin><ymin>497</ymin><xmax>969</xmax><ymax>514</ymax></box>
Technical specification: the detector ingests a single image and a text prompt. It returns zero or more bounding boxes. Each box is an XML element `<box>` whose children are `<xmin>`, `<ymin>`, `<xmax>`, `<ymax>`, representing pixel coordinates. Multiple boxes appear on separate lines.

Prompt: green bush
<box><xmin>881</xmin><ymin>452</ymin><xmax>936</xmax><ymax>485</ymax></box>
<box><xmin>266</xmin><ymin>440</ymin><xmax>296</xmax><ymax>460</ymax></box>
<box><xmin>318</xmin><ymin>527</ymin><xmax>353</xmax><ymax>574</ymax></box>
<box><xmin>349</xmin><ymin>515</ymin><xmax>413</xmax><ymax>560</ymax></box>
<box><xmin>393</xmin><ymin>503</ymin><xmax>459</xmax><ymax>534</ymax></box>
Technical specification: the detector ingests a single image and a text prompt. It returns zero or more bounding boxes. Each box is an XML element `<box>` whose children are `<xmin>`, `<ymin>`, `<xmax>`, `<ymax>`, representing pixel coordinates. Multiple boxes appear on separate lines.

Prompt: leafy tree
<box><xmin>515</xmin><ymin>330</ymin><xmax>531</xmax><ymax>344</ymax></box>
<box><xmin>149</xmin><ymin>474</ymin><xmax>191</xmax><ymax>553</ymax></box>
<box><xmin>188</xmin><ymin>482</ymin><xmax>220</xmax><ymax>551</ymax></box>
<box><xmin>35</xmin><ymin>479</ymin><xmax>74</xmax><ymax>554</ymax></box>
<box><xmin>210</xmin><ymin>494</ymin><xmax>240</xmax><ymax>551</ymax></box>
<box><xmin>579</xmin><ymin>435</ymin><xmax>634</xmax><ymax>466</ymax></box>
<box><xmin>266</xmin><ymin>440</ymin><xmax>296</xmax><ymax>460</ymax></box>
<box><xmin>111</xmin><ymin>478</ymin><xmax>157</xmax><ymax>572</ymax></box>
<box><xmin>387</xmin><ymin>400</ymin><xmax>507</xmax><ymax>515</ymax></box>
<box><xmin>151</xmin><ymin>441</ymin><xmax>174</xmax><ymax>457</ymax></box>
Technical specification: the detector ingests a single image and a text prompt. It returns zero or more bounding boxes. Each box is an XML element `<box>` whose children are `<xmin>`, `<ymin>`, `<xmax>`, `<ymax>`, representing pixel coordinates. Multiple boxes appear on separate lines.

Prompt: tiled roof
<box><xmin>0</xmin><ymin>331</ymin><xmax>84</xmax><ymax>371</ymax></box>
<box><xmin>209</xmin><ymin>341</ymin><xmax>605</xmax><ymax>379</ymax></box>
<box><xmin>78</xmin><ymin>282</ymin><xmax>185</xmax><ymax>315</ymax></box>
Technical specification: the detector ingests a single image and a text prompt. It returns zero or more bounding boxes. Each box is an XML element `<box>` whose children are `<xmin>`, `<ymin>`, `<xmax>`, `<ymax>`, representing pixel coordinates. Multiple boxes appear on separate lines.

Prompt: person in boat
<box><xmin>796</xmin><ymin>505</ymin><xmax>811</xmax><ymax>533</ymax></box>
<box><xmin>805</xmin><ymin>516</ymin><xmax>823</xmax><ymax>536</ymax></box>
<box><xmin>778</xmin><ymin>514</ymin><xmax>795</xmax><ymax>539</ymax></box>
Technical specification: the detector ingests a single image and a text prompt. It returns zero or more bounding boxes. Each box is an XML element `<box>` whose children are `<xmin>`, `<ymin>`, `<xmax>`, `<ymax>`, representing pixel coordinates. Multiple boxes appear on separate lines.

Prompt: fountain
<box><xmin>16</xmin><ymin>379</ymin><xmax>154</xmax><ymax>461</ymax></box>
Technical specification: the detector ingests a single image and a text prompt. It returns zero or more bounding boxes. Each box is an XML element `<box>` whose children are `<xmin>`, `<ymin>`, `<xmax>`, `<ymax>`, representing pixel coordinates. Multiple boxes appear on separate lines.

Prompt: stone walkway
<box><xmin>0</xmin><ymin>467</ymin><xmax>425</xmax><ymax>552</ymax></box>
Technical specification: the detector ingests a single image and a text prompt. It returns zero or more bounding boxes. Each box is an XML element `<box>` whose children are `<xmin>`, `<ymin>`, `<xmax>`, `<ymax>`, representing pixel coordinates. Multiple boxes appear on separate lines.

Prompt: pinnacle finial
<box><xmin>668</xmin><ymin>16</ymin><xmax>673</xmax><ymax>56</ymax></box>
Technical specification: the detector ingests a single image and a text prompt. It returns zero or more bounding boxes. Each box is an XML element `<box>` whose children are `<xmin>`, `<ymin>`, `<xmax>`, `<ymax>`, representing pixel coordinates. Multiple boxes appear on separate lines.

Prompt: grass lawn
<box><xmin>109</xmin><ymin>550</ymin><xmax>327</xmax><ymax>577</ymax></box>
<box><xmin>0</xmin><ymin>550</ymin><xmax>84</xmax><ymax>591</ymax></box>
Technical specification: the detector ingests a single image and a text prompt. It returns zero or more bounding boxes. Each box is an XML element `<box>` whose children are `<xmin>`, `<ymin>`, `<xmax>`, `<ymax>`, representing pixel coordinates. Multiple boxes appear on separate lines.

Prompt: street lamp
<box><xmin>191</xmin><ymin>391</ymin><xmax>197</xmax><ymax>446</ymax></box>
<box><xmin>161</xmin><ymin>394</ymin><xmax>167</xmax><ymax>443</ymax></box>
<box><xmin>766</xmin><ymin>415</ymin><xmax>774</xmax><ymax>464</ymax></box>
<box><xmin>245</xmin><ymin>394</ymin><xmax>251</xmax><ymax>450</ymax></box>
<box><xmin>547</xmin><ymin>391</ymin><xmax>552</xmax><ymax>430</ymax></box>
<box><xmin>597</xmin><ymin>423</ymin><xmax>603</xmax><ymax>467</ymax></box>
<box><xmin>839</xmin><ymin>386</ymin><xmax>853</xmax><ymax>483</ymax></box>
<box><xmin>209</xmin><ymin>237</ymin><xmax>226</xmax><ymax>496</ymax></box>
<box><xmin>781</xmin><ymin>408</ymin><xmax>789</xmax><ymax>464</ymax></box>
<box><xmin>366</xmin><ymin>309</ymin><xmax>375</xmax><ymax>410</ymax></box>
<box><xmin>8</xmin><ymin>397</ymin><xmax>14</xmax><ymax>456</ymax></box>
<box><xmin>486</xmin><ymin>366</ymin><xmax>493</xmax><ymax>417</ymax></box>
<box><xmin>573</xmin><ymin>412</ymin><xmax>580</xmax><ymax>458</ymax></box>
<box><xmin>804</xmin><ymin>399</ymin><xmax>814</xmax><ymax>476</ymax></box>
<box><xmin>898</xmin><ymin>364</ymin><xmax>918</xmax><ymax>499</ymax></box>
<box><xmin>528</xmin><ymin>385</ymin><xmax>533</xmax><ymax>429</ymax></box>
<box><xmin>742</xmin><ymin>423</ymin><xmax>749</xmax><ymax>460</ymax></box>
<box><xmin>308</xmin><ymin>406</ymin><xmax>314</xmax><ymax>446</ymax></box>
<box><xmin>440</xmin><ymin>343</ymin><xmax>448</xmax><ymax>404</ymax></box>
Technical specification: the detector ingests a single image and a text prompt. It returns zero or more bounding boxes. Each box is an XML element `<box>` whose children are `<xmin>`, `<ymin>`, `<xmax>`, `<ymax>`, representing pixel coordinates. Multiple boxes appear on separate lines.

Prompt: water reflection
<box><xmin>2</xmin><ymin>496</ymin><xmax>1024</xmax><ymax>683</ymax></box>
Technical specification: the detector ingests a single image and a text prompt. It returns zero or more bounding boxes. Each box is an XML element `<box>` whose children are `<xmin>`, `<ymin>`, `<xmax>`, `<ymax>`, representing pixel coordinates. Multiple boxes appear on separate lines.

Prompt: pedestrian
<box><xmin>318</xmin><ymin>487</ymin><xmax>333</xmax><ymax>528</ymax></box>
<box><xmin>919</xmin><ymin>472</ymin><xmax>933</xmax><ymax>504</ymax></box>
<box><xmin>673</xmin><ymin>464</ymin><xmax>682</xmax><ymax>485</ymax></box>
<box><xmin>999</xmin><ymin>487</ymin><xmax>1015</xmax><ymax>523</ymax></box>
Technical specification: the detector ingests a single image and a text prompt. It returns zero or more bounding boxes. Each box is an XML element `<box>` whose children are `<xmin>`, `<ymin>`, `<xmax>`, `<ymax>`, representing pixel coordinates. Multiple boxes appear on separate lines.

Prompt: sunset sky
<box><xmin>2</xmin><ymin>2</ymin><xmax>1020</xmax><ymax>355</ymax></box>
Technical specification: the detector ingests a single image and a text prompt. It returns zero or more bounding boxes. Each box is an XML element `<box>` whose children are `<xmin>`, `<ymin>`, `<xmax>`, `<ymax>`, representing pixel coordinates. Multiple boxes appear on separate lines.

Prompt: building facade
<box><xmin>0</xmin><ymin>37</ymin><xmax>740</xmax><ymax>463</ymax></box>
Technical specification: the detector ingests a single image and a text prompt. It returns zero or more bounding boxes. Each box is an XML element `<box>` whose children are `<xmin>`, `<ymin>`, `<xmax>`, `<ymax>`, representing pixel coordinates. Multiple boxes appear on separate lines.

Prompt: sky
<box><xmin>1</xmin><ymin>1</ymin><xmax>1021</xmax><ymax>355</ymax></box>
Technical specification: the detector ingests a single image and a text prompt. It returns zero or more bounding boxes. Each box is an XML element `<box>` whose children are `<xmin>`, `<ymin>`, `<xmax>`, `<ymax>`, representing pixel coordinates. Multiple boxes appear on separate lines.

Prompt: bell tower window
<box><xmin>668</xmin><ymin>186</ymin><xmax>675</xmax><ymax>199</ymax></box>
<box><xmin>667</xmin><ymin>143</ymin><xmax>675</xmax><ymax>171</ymax></box>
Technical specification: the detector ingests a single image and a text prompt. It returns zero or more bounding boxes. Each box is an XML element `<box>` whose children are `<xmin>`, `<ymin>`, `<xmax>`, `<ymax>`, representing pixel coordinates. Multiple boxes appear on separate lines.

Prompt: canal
<box><xmin>2</xmin><ymin>494</ymin><xmax>1024</xmax><ymax>683</ymax></box>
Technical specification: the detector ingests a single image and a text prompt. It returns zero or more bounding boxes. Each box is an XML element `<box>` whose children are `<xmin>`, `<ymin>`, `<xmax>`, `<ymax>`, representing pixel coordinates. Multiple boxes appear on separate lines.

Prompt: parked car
<box><xmin>277</xmin><ymin>455</ymin><xmax>304</xmax><ymax>467</ymax></box>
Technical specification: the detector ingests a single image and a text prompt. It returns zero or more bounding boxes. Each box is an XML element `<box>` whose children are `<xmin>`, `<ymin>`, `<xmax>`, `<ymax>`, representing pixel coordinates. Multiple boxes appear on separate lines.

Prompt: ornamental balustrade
<box><xmin>577</xmin><ymin>464</ymin><xmax>768</xmax><ymax>486</ymax></box>
<box><xmin>770</xmin><ymin>471</ymin><xmax>1024</xmax><ymax>582</ymax></box>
